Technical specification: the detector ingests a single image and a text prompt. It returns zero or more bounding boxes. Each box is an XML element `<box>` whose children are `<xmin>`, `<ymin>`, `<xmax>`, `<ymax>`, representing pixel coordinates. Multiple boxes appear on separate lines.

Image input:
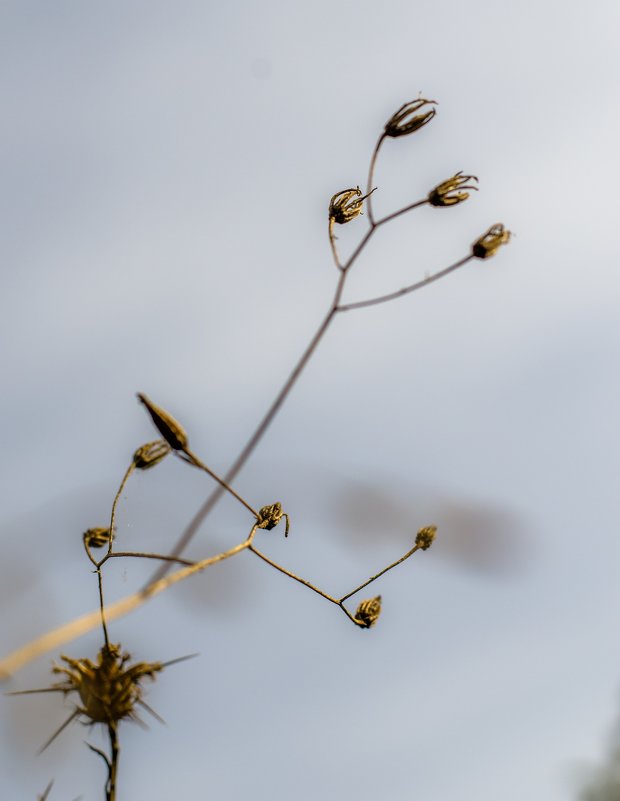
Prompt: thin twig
<box><xmin>337</xmin><ymin>254</ymin><xmax>474</xmax><ymax>312</ymax></box>
<box><xmin>107</xmin><ymin>722</ymin><xmax>119</xmax><ymax>801</ymax></box>
<box><xmin>0</xmin><ymin>534</ymin><xmax>257</xmax><ymax>678</ymax></box>
<box><xmin>328</xmin><ymin>218</ymin><xmax>343</xmax><ymax>270</ymax></box>
<box><xmin>96</xmin><ymin>570</ymin><xmax>110</xmax><ymax>649</ymax></box>
<box><xmin>339</xmin><ymin>543</ymin><xmax>420</xmax><ymax>602</ymax></box>
<box><xmin>182</xmin><ymin>448</ymin><xmax>259</xmax><ymax>519</ymax></box>
<box><xmin>100</xmin><ymin>552</ymin><xmax>196</xmax><ymax>567</ymax></box>
<box><xmin>366</xmin><ymin>133</ymin><xmax>386</xmax><ymax>226</ymax></box>
<box><xmin>107</xmin><ymin>463</ymin><xmax>135</xmax><ymax>556</ymax></box>
<box><xmin>248</xmin><ymin>544</ymin><xmax>339</xmax><ymax>605</ymax></box>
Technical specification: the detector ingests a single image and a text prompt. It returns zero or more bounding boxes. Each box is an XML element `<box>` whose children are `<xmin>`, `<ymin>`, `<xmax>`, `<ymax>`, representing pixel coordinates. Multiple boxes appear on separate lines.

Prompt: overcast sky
<box><xmin>1</xmin><ymin>2</ymin><xmax>620</xmax><ymax>800</ymax></box>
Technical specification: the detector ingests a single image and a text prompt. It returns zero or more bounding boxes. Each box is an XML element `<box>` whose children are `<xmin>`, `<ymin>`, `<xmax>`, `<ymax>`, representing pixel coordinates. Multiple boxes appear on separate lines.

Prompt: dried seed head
<box><xmin>257</xmin><ymin>502</ymin><xmax>290</xmax><ymax>537</ymax></box>
<box><xmin>133</xmin><ymin>440</ymin><xmax>171</xmax><ymax>470</ymax></box>
<box><xmin>52</xmin><ymin>644</ymin><xmax>163</xmax><ymax>725</ymax></box>
<box><xmin>428</xmin><ymin>172</ymin><xmax>478</xmax><ymax>207</ymax></box>
<box><xmin>415</xmin><ymin>525</ymin><xmax>437</xmax><ymax>551</ymax></box>
<box><xmin>354</xmin><ymin>595</ymin><xmax>382</xmax><ymax>628</ymax></box>
<box><xmin>329</xmin><ymin>187</ymin><xmax>375</xmax><ymax>225</ymax></box>
<box><xmin>83</xmin><ymin>527</ymin><xmax>112</xmax><ymax>549</ymax></box>
<box><xmin>137</xmin><ymin>393</ymin><xmax>188</xmax><ymax>451</ymax></box>
<box><xmin>472</xmin><ymin>223</ymin><xmax>511</xmax><ymax>259</ymax></box>
<box><xmin>384</xmin><ymin>98</ymin><xmax>437</xmax><ymax>138</ymax></box>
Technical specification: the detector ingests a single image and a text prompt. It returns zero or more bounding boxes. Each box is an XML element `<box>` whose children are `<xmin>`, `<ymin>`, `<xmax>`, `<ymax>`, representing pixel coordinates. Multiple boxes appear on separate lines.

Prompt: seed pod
<box><xmin>133</xmin><ymin>440</ymin><xmax>171</xmax><ymax>470</ymax></box>
<box><xmin>384</xmin><ymin>98</ymin><xmax>436</xmax><ymax>138</ymax></box>
<box><xmin>137</xmin><ymin>393</ymin><xmax>188</xmax><ymax>451</ymax></box>
<box><xmin>354</xmin><ymin>595</ymin><xmax>382</xmax><ymax>628</ymax></box>
<box><xmin>83</xmin><ymin>527</ymin><xmax>112</xmax><ymax>549</ymax></box>
<box><xmin>257</xmin><ymin>502</ymin><xmax>290</xmax><ymax>537</ymax></box>
<box><xmin>329</xmin><ymin>187</ymin><xmax>375</xmax><ymax>225</ymax></box>
<box><xmin>428</xmin><ymin>172</ymin><xmax>478</xmax><ymax>207</ymax></box>
<box><xmin>472</xmin><ymin>223</ymin><xmax>511</xmax><ymax>259</ymax></box>
<box><xmin>415</xmin><ymin>525</ymin><xmax>437</xmax><ymax>551</ymax></box>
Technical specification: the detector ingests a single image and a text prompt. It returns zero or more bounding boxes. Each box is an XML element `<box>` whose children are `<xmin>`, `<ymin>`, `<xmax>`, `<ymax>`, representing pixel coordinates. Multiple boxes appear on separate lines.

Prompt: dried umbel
<box><xmin>472</xmin><ymin>223</ymin><xmax>511</xmax><ymax>259</ymax></box>
<box><xmin>133</xmin><ymin>439</ymin><xmax>171</xmax><ymax>470</ymax></box>
<box><xmin>52</xmin><ymin>644</ymin><xmax>163</xmax><ymax>725</ymax></box>
<box><xmin>137</xmin><ymin>393</ymin><xmax>188</xmax><ymax>451</ymax></box>
<box><xmin>415</xmin><ymin>525</ymin><xmax>437</xmax><ymax>551</ymax></box>
<box><xmin>84</xmin><ymin>527</ymin><xmax>112</xmax><ymax>549</ymax></box>
<box><xmin>329</xmin><ymin>187</ymin><xmax>375</xmax><ymax>225</ymax></box>
<box><xmin>257</xmin><ymin>502</ymin><xmax>290</xmax><ymax>537</ymax></box>
<box><xmin>428</xmin><ymin>172</ymin><xmax>478</xmax><ymax>207</ymax></box>
<box><xmin>384</xmin><ymin>98</ymin><xmax>437</xmax><ymax>138</ymax></box>
<box><xmin>354</xmin><ymin>595</ymin><xmax>382</xmax><ymax>628</ymax></box>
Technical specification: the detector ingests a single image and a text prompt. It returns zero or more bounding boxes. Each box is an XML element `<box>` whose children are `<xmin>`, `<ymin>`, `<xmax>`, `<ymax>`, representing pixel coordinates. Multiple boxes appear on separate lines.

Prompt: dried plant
<box><xmin>2</xmin><ymin>93</ymin><xmax>511</xmax><ymax>800</ymax></box>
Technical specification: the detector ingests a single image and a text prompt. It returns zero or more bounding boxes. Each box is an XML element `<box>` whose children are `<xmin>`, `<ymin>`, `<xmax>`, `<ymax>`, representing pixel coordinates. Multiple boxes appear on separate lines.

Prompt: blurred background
<box><xmin>1</xmin><ymin>2</ymin><xmax>620</xmax><ymax>799</ymax></box>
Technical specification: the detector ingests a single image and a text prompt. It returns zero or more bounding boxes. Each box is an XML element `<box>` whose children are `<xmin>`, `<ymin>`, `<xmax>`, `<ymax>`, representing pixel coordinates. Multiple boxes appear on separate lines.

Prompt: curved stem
<box><xmin>248</xmin><ymin>544</ymin><xmax>339</xmax><ymax>605</ymax></box>
<box><xmin>328</xmin><ymin>218</ymin><xmax>343</xmax><ymax>270</ymax></box>
<box><xmin>107</xmin><ymin>463</ymin><xmax>135</xmax><ymax>555</ymax></box>
<box><xmin>339</xmin><ymin>543</ymin><xmax>420</xmax><ymax>603</ymax></box>
<box><xmin>366</xmin><ymin>133</ymin><xmax>386</xmax><ymax>226</ymax></box>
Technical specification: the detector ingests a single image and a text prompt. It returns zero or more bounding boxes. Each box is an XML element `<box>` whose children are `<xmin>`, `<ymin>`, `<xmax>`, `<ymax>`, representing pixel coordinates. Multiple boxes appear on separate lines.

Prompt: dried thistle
<box><xmin>384</xmin><ymin>97</ymin><xmax>437</xmax><ymax>138</ymax></box>
<box><xmin>84</xmin><ymin>527</ymin><xmax>112</xmax><ymax>549</ymax></box>
<box><xmin>257</xmin><ymin>502</ymin><xmax>290</xmax><ymax>537</ymax></box>
<box><xmin>329</xmin><ymin>187</ymin><xmax>375</xmax><ymax>225</ymax></box>
<box><xmin>354</xmin><ymin>595</ymin><xmax>382</xmax><ymax>628</ymax></box>
<box><xmin>133</xmin><ymin>439</ymin><xmax>171</xmax><ymax>470</ymax></box>
<box><xmin>137</xmin><ymin>393</ymin><xmax>188</xmax><ymax>451</ymax></box>
<box><xmin>51</xmin><ymin>644</ymin><xmax>164</xmax><ymax>726</ymax></box>
<box><xmin>428</xmin><ymin>172</ymin><xmax>478</xmax><ymax>207</ymax></box>
<box><xmin>415</xmin><ymin>525</ymin><xmax>437</xmax><ymax>551</ymax></box>
<box><xmin>472</xmin><ymin>223</ymin><xmax>511</xmax><ymax>259</ymax></box>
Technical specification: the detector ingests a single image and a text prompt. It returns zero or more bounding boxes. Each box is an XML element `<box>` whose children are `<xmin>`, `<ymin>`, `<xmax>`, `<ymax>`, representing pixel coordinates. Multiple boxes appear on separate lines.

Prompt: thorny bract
<box><xmin>5</xmin><ymin>93</ymin><xmax>511</xmax><ymax>801</ymax></box>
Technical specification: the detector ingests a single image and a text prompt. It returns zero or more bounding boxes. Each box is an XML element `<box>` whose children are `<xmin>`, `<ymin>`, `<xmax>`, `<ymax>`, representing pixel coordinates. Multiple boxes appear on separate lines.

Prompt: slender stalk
<box><xmin>107</xmin><ymin>722</ymin><xmax>119</xmax><ymax>801</ymax></box>
<box><xmin>328</xmin><ymin>218</ymin><xmax>343</xmax><ymax>270</ymax></box>
<box><xmin>248</xmin><ymin>544</ymin><xmax>339</xmax><ymax>605</ymax></box>
<box><xmin>182</xmin><ymin>448</ymin><xmax>259</xmax><ymax>519</ymax></box>
<box><xmin>101</xmin><ymin>551</ymin><xmax>196</xmax><ymax>567</ymax></box>
<box><xmin>107</xmin><ymin>463</ymin><xmax>135</xmax><ymax>555</ymax></box>
<box><xmin>337</xmin><ymin>254</ymin><xmax>474</xmax><ymax>312</ymax></box>
<box><xmin>365</xmin><ymin>133</ymin><xmax>386</xmax><ymax>226</ymax></box>
<box><xmin>97</xmin><ymin>570</ymin><xmax>110</xmax><ymax>649</ymax></box>
<box><xmin>340</xmin><ymin>543</ymin><xmax>420</xmax><ymax>602</ymax></box>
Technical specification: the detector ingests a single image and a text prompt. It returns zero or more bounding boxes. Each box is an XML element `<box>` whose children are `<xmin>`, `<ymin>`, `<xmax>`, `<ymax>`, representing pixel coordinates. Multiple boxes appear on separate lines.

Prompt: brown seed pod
<box><xmin>384</xmin><ymin>98</ymin><xmax>437</xmax><ymax>138</ymax></box>
<box><xmin>428</xmin><ymin>172</ymin><xmax>478</xmax><ymax>207</ymax></box>
<box><xmin>472</xmin><ymin>223</ymin><xmax>511</xmax><ymax>259</ymax></box>
<box><xmin>83</xmin><ymin>527</ymin><xmax>112</xmax><ymax>549</ymax></box>
<box><xmin>257</xmin><ymin>502</ymin><xmax>290</xmax><ymax>537</ymax></box>
<box><xmin>329</xmin><ymin>187</ymin><xmax>375</xmax><ymax>225</ymax></box>
<box><xmin>133</xmin><ymin>440</ymin><xmax>171</xmax><ymax>470</ymax></box>
<box><xmin>354</xmin><ymin>595</ymin><xmax>382</xmax><ymax>628</ymax></box>
<box><xmin>415</xmin><ymin>525</ymin><xmax>437</xmax><ymax>551</ymax></box>
<box><xmin>137</xmin><ymin>393</ymin><xmax>188</xmax><ymax>451</ymax></box>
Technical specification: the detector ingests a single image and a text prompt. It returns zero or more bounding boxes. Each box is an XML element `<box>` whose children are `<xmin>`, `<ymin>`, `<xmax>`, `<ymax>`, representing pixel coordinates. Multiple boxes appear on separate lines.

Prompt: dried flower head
<box><xmin>51</xmin><ymin>644</ymin><xmax>163</xmax><ymax>725</ymax></box>
<box><xmin>384</xmin><ymin>98</ymin><xmax>437</xmax><ymax>138</ymax></box>
<box><xmin>472</xmin><ymin>223</ymin><xmax>511</xmax><ymax>259</ymax></box>
<box><xmin>257</xmin><ymin>502</ymin><xmax>290</xmax><ymax>537</ymax></box>
<box><xmin>137</xmin><ymin>393</ymin><xmax>188</xmax><ymax>451</ymax></box>
<box><xmin>428</xmin><ymin>172</ymin><xmax>478</xmax><ymax>207</ymax></box>
<box><xmin>83</xmin><ymin>527</ymin><xmax>112</xmax><ymax>549</ymax></box>
<box><xmin>354</xmin><ymin>595</ymin><xmax>382</xmax><ymax>628</ymax></box>
<box><xmin>133</xmin><ymin>439</ymin><xmax>171</xmax><ymax>470</ymax></box>
<box><xmin>415</xmin><ymin>525</ymin><xmax>437</xmax><ymax>551</ymax></box>
<box><xmin>329</xmin><ymin>187</ymin><xmax>375</xmax><ymax>225</ymax></box>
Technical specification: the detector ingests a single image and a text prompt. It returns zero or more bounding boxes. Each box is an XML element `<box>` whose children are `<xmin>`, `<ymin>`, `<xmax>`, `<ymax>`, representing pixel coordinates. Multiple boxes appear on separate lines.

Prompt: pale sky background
<box><xmin>1</xmin><ymin>2</ymin><xmax>620</xmax><ymax>800</ymax></box>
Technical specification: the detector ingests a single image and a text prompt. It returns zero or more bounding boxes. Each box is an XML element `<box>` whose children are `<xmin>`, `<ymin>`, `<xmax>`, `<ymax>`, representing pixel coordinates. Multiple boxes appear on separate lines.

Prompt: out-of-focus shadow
<box><xmin>329</xmin><ymin>479</ymin><xmax>532</xmax><ymax>578</ymax></box>
<box><xmin>578</xmin><ymin>701</ymin><xmax>620</xmax><ymax>801</ymax></box>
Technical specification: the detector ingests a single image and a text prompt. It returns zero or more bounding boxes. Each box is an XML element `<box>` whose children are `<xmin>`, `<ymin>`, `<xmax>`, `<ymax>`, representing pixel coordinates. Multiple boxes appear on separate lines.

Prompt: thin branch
<box><xmin>96</xmin><ymin>570</ymin><xmax>110</xmax><ymax>649</ymax></box>
<box><xmin>337</xmin><ymin>254</ymin><xmax>474</xmax><ymax>312</ymax></box>
<box><xmin>339</xmin><ymin>543</ymin><xmax>420</xmax><ymax>603</ymax></box>
<box><xmin>107</xmin><ymin>463</ymin><xmax>135</xmax><ymax>556</ymax></box>
<box><xmin>0</xmin><ymin>534</ymin><xmax>256</xmax><ymax>678</ymax></box>
<box><xmin>365</xmin><ymin>133</ymin><xmax>386</xmax><ymax>226</ymax></box>
<box><xmin>248</xmin><ymin>544</ymin><xmax>339</xmax><ymax>605</ymax></box>
<box><xmin>374</xmin><ymin>198</ymin><xmax>429</xmax><ymax>228</ymax></box>
<box><xmin>107</xmin><ymin>722</ymin><xmax>119</xmax><ymax>801</ymax></box>
<box><xmin>100</xmin><ymin>551</ymin><xmax>196</xmax><ymax>567</ymax></box>
<box><xmin>182</xmin><ymin>448</ymin><xmax>259</xmax><ymax>519</ymax></box>
<box><xmin>328</xmin><ymin>218</ymin><xmax>343</xmax><ymax>270</ymax></box>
